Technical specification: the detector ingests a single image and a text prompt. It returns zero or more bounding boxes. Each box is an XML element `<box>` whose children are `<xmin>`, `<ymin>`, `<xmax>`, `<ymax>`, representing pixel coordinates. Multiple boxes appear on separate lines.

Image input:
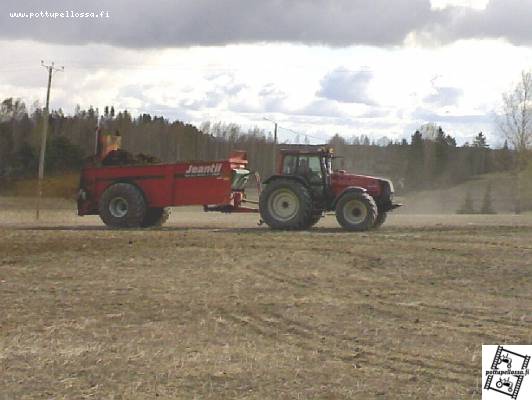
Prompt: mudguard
<box><xmin>331</xmin><ymin>186</ymin><xmax>368</xmax><ymax>209</ymax></box>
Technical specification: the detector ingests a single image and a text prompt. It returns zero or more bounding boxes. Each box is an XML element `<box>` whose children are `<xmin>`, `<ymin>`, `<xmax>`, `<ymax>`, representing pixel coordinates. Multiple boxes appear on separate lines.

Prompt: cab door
<box><xmin>294</xmin><ymin>155</ymin><xmax>326</xmax><ymax>198</ymax></box>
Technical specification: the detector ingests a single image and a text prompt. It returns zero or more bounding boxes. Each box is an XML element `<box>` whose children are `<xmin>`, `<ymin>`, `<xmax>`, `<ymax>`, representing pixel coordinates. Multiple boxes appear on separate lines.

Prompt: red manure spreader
<box><xmin>78</xmin><ymin>133</ymin><xmax>401</xmax><ymax>230</ymax></box>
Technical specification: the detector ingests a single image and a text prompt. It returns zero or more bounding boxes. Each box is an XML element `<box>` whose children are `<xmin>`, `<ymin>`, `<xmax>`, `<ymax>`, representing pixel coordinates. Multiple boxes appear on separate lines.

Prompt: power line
<box><xmin>36</xmin><ymin>61</ymin><xmax>64</xmax><ymax>220</ymax></box>
<box><xmin>263</xmin><ymin>117</ymin><xmax>278</xmax><ymax>171</ymax></box>
<box><xmin>262</xmin><ymin>118</ymin><xmax>329</xmax><ymax>144</ymax></box>
<box><xmin>277</xmin><ymin>125</ymin><xmax>327</xmax><ymax>143</ymax></box>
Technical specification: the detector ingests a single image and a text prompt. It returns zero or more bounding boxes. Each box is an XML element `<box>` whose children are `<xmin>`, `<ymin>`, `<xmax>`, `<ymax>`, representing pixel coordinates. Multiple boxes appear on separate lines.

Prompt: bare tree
<box><xmin>418</xmin><ymin>122</ymin><xmax>440</xmax><ymax>141</ymax></box>
<box><xmin>498</xmin><ymin>70</ymin><xmax>532</xmax><ymax>213</ymax></box>
<box><xmin>499</xmin><ymin>71</ymin><xmax>532</xmax><ymax>154</ymax></box>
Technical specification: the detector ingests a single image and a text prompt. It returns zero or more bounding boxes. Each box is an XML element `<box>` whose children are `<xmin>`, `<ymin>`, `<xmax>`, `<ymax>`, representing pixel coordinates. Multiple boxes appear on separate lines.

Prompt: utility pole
<box><xmin>36</xmin><ymin>61</ymin><xmax>64</xmax><ymax>220</ymax></box>
<box><xmin>264</xmin><ymin>117</ymin><xmax>278</xmax><ymax>174</ymax></box>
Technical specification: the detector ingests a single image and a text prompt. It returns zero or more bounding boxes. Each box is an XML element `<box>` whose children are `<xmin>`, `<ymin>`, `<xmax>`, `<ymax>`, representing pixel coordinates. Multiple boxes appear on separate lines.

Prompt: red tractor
<box><xmin>259</xmin><ymin>147</ymin><xmax>401</xmax><ymax>231</ymax></box>
<box><xmin>78</xmin><ymin>132</ymin><xmax>401</xmax><ymax>230</ymax></box>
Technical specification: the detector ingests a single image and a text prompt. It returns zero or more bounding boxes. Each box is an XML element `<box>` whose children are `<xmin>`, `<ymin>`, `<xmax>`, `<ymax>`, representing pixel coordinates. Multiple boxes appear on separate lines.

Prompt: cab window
<box><xmin>296</xmin><ymin>155</ymin><xmax>323</xmax><ymax>184</ymax></box>
<box><xmin>282</xmin><ymin>155</ymin><xmax>297</xmax><ymax>174</ymax></box>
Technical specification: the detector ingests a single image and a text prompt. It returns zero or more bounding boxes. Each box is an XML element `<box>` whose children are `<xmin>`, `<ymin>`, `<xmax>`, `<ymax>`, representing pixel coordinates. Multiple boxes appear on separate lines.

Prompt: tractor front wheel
<box><xmin>259</xmin><ymin>179</ymin><xmax>313</xmax><ymax>230</ymax></box>
<box><xmin>99</xmin><ymin>183</ymin><xmax>146</xmax><ymax>228</ymax></box>
<box><xmin>373</xmin><ymin>211</ymin><xmax>387</xmax><ymax>229</ymax></box>
<box><xmin>335</xmin><ymin>192</ymin><xmax>377</xmax><ymax>231</ymax></box>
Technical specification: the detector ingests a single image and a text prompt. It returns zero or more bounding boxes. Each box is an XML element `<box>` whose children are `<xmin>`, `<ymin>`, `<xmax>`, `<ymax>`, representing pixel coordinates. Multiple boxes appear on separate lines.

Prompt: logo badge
<box><xmin>483</xmin><ymin>345</ymin><xmax>531</xmax><ymax>399</ymax></box>
<box><xmin>184</xmin><ymin>163</ymin><xmax>223</xmax><ymax>177</ymax></box>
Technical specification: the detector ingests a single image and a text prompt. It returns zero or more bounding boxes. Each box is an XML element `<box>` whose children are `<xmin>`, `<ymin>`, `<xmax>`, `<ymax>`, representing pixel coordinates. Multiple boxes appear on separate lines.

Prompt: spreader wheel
<box><xmin>335</xmin><ymin>192</ymin><xmax>377</xmax><ymax>231</ymax></box>
<box><xmin>142</xmin><ymin>207</ymin><xmax>171</xmax><ymax>227</ymax></box>
<box><xmin>99</xmin><ymin>183</ymin><xmax>146</xmax><ymax>228</ymax></box>
<box><xmin>259</xmin><ymin>179</ymin><xmax>313</xmax><ymax>230</ymax></box>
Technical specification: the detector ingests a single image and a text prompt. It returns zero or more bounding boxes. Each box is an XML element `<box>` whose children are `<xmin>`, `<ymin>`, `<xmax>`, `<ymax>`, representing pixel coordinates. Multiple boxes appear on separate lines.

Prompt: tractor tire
<box><xmin>98</xmin><ymin>183</ymin><xmax>146</xmax><ymax>228</ymax></box>
<box><xmin>259</xmin><ymin>179</ymin><xmax>313</xmax><ymax>230</ymax></box>
<box><xmin>142</xmin><ymin>207</ymin><xmax>171</xmax><ymax>227</ymax></box>
<box><xmin>335</xmin><ymin>192</ymin><xmax>377</xmax><ymax>231</ymax></box>
<box><xmin>373</xmin><ymin>211</ymin><xmax>387</xmax><ymax>229</ymax></box>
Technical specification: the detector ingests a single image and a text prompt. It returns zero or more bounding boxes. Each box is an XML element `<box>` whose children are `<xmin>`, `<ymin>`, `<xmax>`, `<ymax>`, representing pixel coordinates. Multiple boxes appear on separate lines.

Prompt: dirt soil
<box><xmin>1</xmin><ymin>200</ymin><xmax>531</xmax><ymax>399</ymax></box>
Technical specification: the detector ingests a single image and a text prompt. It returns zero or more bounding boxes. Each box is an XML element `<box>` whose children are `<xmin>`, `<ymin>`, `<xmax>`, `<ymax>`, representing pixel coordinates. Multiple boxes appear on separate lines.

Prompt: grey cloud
<box><xmin>412</xmin><ymin>107</ymin><xmax>493</xmax><ymax>125</ymax></box>
<box><xmin>119</xmin><ymin>84</ymin><xmax>152</xmax><ymax>100</ymax></box>
<box><xmin>4</xmin><ymin>1</ymin><xmax>532</xmax><ymax>48</ymax></box>
<box><xmin>424</xmin><ymin>86</ymin><xmax>463</xmax><ymax>107</ymax></box>
<box><xmin>227</xmin><ymin>84</ymin><xmax>287</xmax><ymax>114</ymax></box>
<box><xmin>181</xmin><ymin>77</ymin><xmax>247</xmax><ymax>110</ymax></box>
<box><xmin>317</xmin><ymin>69</ymin><xmax>374</xmax><ymax>105</ymax></box>
<box><xmin>225</xmin><ymin>83</ymin><xmax>246</xmax><ymax>96</ymax></box>
<box><xmin>429</xmin><ymin>0</ymin><xmax>532</xmax><ymax>45</ymax></box>
<box><xmin>203</xmin><ymin>72</ymin><xmax>247</xmax><ymax>95</ymax></box>
<box><xmin>181</xmin><ymin>91</ymin><xmax>224</xmax><ymax>111</ymax></box>
<box><xmin>258</xmin><ymin>84</ymin><xmax>288</xmax><ymax>113</ymax></box>
<box><xmin>297</xmin><ymin>99</ymin><xmax>347</xmax><ymax>118</ymax></box>
<box><xmin>259</xmin><ymin>84</ymin><xmax>285</xmax><ymax>98</ymax></box>
<box><xmin>228</xmin><ymin>100</ymin><xmax>260</xmax><ymax>114</ymax></box>
<box><xmin>143</xmin><ymin>104</ymin><xmax>194</xmax><ymax>122</ymax></box>
<box><xmin>359</xmin><ymin>107</ymin><xmax>390</xmax><ymax>119</ymax></box>
<box><xmin>2</xmin><ymin>0</ymin><xmax>436</xmax><ymax>48</ymax></box>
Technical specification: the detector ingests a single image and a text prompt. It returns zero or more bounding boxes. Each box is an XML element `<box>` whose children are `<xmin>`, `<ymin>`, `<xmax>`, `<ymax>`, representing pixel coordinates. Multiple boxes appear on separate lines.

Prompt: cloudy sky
<box><xmin>2</xmin><ymin>0</ymin><xmax>532</xmax><ymax>145</ymax></box>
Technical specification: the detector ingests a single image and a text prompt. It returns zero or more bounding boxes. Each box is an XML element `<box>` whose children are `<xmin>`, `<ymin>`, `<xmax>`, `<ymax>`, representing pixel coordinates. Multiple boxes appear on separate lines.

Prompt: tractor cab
<box><xmin>278</xmin><ymin>147</ymin><xmax>333</xmax><ymax>177</ymax></box>
<box><xmin>277</xmin><ymin>147</ymin><xmax>333</xmax><ymax>200</ymax></box>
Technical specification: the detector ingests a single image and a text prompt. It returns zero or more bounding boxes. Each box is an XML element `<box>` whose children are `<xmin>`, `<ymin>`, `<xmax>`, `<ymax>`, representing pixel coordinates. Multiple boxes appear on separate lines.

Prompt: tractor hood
<box><xmin>331</xmin><ymin>170</ymin><xmax>394</xmax><ymax>198</ymax></box>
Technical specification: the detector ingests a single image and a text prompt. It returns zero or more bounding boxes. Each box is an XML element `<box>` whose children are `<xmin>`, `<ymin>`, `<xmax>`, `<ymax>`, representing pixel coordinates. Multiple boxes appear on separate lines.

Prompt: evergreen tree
<box><xmin>480</xmin><ymin>183</ymin><xmax>496</xmax><ymax>214</ymax></box>
<box><xmin>457</xmin><ymin>191</ymin><xmax>476</xmax><ymax>214</ymax></box>
<box><xmin>406</xmin><ymin>131</ymin><xmax>425</xmax><ymax>189</ymax></box>
<box><xmin>498</xmin><ymin>140</ymin><xmax>513</xmax><ymax>171</ymax></box>
<box><xmin>433</xmin><ymin>127</ymin><xmax>450</xmax><ymax>181</ymax></box>
<box><xmin>445</xmin><ymin>135</ymin><xmax>457</xmax><ymax>147</ymax></box>
<box><xmin>472</xmin><ymin>132</ymin><xmax>489</xmax><ymax>148</ymax></box>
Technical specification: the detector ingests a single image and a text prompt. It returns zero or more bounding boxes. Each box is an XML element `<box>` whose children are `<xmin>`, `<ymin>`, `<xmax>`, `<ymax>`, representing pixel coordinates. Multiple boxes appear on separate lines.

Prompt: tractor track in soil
<box><xmin>240</xmin><ymin>266</ymin><xmax>486</xmax><ymax>374</ymax></box>
<box><xmin>243</xmin><ymin>262</ymin><xmax>528</xmax><ymax>337</ymax></box>
<box><xmin>217</xmin><ymin>306</ymin><xmax>471</xmax><ymax>385</ymax></box>
<box><xmin>263</xmin><ymin>310</ymin><xmax>474</xmax><ymax>374</ymax></box>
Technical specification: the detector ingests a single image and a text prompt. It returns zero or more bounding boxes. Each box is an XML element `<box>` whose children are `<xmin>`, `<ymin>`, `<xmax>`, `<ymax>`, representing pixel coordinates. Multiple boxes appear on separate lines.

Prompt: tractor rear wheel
<box><xmin>335</xmin><ymin>192</ymin><xmax>377</xmax><ymax>231</ymax></box>
<box><xmin>373</xmin><ymin>211</ymin><xmax>387</xmax><ymax>229</ymax></box>
<box><xmin>259</xmin><ymin>179</ymin><xmax>313</xmax><ymax>230</ymax></box>
<box><xmin>142</xmin><ymin>207</ymin><xmax>171</xmax><ymax>227</ymax></box>
<box><xmin>99</xmin><ymin>183</ymin><xmax>146</xmax><ymax>228</ymax></box>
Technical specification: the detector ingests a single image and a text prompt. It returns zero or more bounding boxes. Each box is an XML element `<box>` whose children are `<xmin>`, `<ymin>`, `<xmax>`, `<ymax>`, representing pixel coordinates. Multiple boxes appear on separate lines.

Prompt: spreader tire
<box><xmin>373</xmin><ymin>211</ymin><xmax>387</xmax><ymax>229</ymax></box>
<box><xmin>142</xmin><ymin>207</ymin><xmax>171</xmax><ymax>227</ymax></box>
<box><xmin>335</xmin><ymin>192</ymin><xmax>377</xmax><ymax>231</ymax></box>
<box><xmin>259</xmin><ymin>179</ymin><xmax>313</xmax><ymax>230</ymax></box>
<box><xmin>99</xmin><ymin>183</ymin><xmax>146</xmax><ymax>228</ymax></box>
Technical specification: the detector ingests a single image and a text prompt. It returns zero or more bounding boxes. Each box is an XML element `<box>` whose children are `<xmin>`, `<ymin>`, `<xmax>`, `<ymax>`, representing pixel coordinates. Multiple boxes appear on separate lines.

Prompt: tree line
<box><xmin>0</xmin><ymin>98</ymin><xmax>518</xmax><ymax>195</ymax></box>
